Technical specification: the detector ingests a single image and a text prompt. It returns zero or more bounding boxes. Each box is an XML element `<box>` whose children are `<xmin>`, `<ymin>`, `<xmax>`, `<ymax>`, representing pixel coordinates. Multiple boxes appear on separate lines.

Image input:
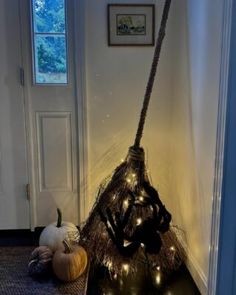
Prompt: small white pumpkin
<box><xmin>39</xmin><ymin>208</ymin><xmax>79</xmax><ymax>252</ymax></box>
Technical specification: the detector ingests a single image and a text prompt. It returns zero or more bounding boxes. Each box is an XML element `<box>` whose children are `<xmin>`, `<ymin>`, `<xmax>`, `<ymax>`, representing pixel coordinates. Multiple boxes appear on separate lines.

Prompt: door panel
<box><xmin>20</xmin><ymin>0</ymin><xmax>79</xmax><ymax>227</ymax></box>
<box><xmin>36</xmin><ymin>112</ymin><xmax>73</xmax><ymax>192</ymax></box>
<box><xmin>0</xmin><ymin>0</ymin><xmax>29</xmax><ymax>229</ymax></box>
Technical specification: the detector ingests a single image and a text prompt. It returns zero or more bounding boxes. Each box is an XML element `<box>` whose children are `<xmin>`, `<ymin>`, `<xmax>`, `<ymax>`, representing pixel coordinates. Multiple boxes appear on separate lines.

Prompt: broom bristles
<box><xmin>80</xmin><ymin>146</ymin><xmax>186</xmax><ymax>277</ymax></box>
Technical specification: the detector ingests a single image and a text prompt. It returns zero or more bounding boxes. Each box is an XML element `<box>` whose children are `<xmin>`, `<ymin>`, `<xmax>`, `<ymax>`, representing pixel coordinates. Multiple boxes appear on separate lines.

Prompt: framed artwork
<box><xmin>107</xmin><ymin>4</ymin><xmax>155</xmax><ymax>46</ymax></box>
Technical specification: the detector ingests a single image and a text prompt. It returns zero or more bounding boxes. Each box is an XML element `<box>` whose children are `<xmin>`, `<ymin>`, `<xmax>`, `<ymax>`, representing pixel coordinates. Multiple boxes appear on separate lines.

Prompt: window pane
<box><xmin>34</xmin><ymin>35</ymin><xmax>67</xmax><ymax>84</ymax></box>
<box><xmin>33</xmin><ymin>0</ymin><xmax>65</xmax><ymax>33</ymax></box>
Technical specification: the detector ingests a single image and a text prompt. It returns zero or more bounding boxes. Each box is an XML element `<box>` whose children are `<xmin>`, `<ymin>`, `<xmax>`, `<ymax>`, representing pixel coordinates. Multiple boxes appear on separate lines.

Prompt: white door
<box><xmin>0</xmin><ymin>0</ymin><xmax>30</xmax><ymax>229</ymax></box>
<box><xmin>20</xmin><ymin>0</ymin><xmax>79</xmax><ymax>227</ymax></box>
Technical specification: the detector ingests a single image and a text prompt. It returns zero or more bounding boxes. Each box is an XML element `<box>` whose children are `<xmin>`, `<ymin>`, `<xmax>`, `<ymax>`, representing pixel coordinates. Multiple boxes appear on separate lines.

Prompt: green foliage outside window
<box><xmin>33</xmin><ymin>0</ymin><xmax>67</xmax><ymax>83</ymax></box>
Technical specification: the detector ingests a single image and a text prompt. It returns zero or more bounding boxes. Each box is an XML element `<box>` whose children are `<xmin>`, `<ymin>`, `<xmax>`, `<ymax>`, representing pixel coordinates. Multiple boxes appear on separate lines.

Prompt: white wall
<box><xmin>0</xmin><ymin>0</ymin><xmax>29</xmax><ymax>229</ymax></box>
<box><xmin>84</xmin><ymin>0</ymin><xmax>173</xmax><ymax>213</ymax></box>
<box><xmin>84</xmin><ymin>0</ymin><xmax>223</xmax><ymax>294</ymax></box>
<box><xmin>167</xmin><ymin>0</ymin><xmax>223</xmax><ymax>293</ymax></box>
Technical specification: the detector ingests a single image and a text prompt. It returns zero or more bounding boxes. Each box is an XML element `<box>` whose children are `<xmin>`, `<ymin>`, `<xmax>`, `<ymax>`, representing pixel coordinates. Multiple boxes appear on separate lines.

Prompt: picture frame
<box><xmin>107</xmin><ymin>4</ymin><xmax>155</xmax><ymax>46</ymax></box>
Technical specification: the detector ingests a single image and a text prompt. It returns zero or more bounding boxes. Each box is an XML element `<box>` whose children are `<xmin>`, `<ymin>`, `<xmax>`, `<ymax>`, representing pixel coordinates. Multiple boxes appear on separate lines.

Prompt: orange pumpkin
<box><xmin>52</xmin><ymin>240</ymin><xmax>88</xmax><ymax>282</ymax></box>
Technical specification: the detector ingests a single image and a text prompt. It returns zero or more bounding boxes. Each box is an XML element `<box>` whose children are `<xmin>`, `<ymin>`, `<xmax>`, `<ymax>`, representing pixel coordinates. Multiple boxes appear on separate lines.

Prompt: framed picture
<box><xmin>107</xmin><ymin>4</ymin><xmax>155</xmax><ymax>46</ymax></box>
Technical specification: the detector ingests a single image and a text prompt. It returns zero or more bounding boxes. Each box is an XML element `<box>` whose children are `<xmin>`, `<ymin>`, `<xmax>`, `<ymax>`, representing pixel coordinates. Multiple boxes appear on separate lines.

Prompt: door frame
<box><xmin>214</xmin><ymin>0</ymin><xmax>236</xmax><ymax>294</ymax></box>
<box><xmin>207</xmin><ymin>0</ymin><xmax>233</xmax><ymax>294</ymax></box>
<box><xmin>19</xmin><ymin>0</ymin><xmax>88</xmax><ymax>229</ymax></box>
<box><xmin>74</xmin><ymin>0</ymin><xmax>88</xmax><ymax>223</ymax></box>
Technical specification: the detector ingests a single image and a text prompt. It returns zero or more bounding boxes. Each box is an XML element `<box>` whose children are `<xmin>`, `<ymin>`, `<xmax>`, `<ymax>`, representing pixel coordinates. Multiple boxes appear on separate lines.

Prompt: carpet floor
<box><xmin>0</xmin><ymin>246</ymin><xmax>88</xmax><ymax>295</ymax></box>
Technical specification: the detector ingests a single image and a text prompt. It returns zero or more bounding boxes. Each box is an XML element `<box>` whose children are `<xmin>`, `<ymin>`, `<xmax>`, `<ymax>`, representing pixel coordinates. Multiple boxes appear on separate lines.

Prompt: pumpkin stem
<box><xmin>63</xmin><ymin>240</ymin><xmax>72</xmax><ymax>254</ymax></box>
<box><xmin>56</xmin><ymin>208</ymin><xmax>62</xmax><ymax>228</ymax></box>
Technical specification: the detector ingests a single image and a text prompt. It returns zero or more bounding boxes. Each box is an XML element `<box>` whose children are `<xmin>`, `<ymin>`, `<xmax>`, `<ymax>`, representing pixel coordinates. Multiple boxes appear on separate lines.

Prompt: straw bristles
<box><xmin>80</xmin><ymin>146</ymin><xmax>186</xmax><ymax>278</ymax></box>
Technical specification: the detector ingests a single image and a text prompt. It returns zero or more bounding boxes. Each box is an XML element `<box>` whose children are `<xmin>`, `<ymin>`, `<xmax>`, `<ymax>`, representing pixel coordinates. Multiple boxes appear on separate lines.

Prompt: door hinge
<box><xmin>26</xmin><ymin>183</ymin><xmax>30</xmax><ymax>200</ymax></box>
<box><xmin>20</xmin><ymin>67</ymin><xmax>25</xmax><ymax>86</ymax></box>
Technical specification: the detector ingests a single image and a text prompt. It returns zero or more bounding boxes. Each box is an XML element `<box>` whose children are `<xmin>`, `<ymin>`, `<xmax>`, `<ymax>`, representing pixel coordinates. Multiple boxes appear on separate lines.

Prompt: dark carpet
<box><xmin>0</xmin><ymin>246</ymin><xmax>88</xmax><ymax>295</ymax></box>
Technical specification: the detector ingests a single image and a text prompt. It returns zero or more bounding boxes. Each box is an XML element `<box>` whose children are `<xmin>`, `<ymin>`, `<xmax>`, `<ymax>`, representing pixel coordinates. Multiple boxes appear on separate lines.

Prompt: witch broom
<box><xmin>80</xmin><ymin>0</ymin><xmax>185</xmax><ymax>278</ymax></box>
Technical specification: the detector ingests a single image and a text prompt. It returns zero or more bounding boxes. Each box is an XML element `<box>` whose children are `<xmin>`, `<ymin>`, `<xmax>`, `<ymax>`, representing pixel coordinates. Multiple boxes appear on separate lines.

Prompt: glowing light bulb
<box><xmin>139</xmin><ymin>196</ymin><xmax>144</xmax><ymax>202</ymax></box>
<box><xmin>126</xmin><ymin>178</ymin><xmax>131</xmax><ymax>183</ymax></box>
<box><xmin>136</xmin><ymin>218</ymin><xmax>142</xmax><ymax>225</ymax></box>
<box><xmin>156</xmin><ymin>266</ymin><xmax>161</xmax><ymax>271</ymax></box>
<box><xmin>141</xmin><ymin>243</ymin><xmax>145</xmax><ymax>248</ymax></box>
<box><xmin>122</xmin><ymin>263</ymin><xmax>129</xmax><ymax>274</ymax></box>
<box><xmin>170</xmin><ymin>246</ymin><xmax>175</xmax><ymax>252</ymax></box>
<box><xmin>123</xmin><ymin>199</ymin><xmax>129</xmax><ymax>208</ymax></box>
<box><xmin>107</xmin><ymin>261</ymin><xmax>113</xmax><ymax>270</ymax></box>
<box><xmin>155</xmin><ymin>272</ymin><xmax>161</xmax><ymax>285</ymax></box>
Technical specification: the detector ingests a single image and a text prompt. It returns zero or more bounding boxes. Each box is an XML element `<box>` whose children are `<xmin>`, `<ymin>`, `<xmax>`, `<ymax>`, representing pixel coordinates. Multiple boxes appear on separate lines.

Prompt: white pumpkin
<box><xmin>39</xmin><ymin>208</ymin><xmax>79</xmax><ymax>252</ymax></box>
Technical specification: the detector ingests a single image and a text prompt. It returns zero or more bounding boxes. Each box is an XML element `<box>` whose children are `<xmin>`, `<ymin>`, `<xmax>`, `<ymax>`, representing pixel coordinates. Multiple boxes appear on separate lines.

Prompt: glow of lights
<box><xmin>123</xmin><ymin>199</ymin><xmax>129</xmax><ymax>208</ymax></box>
<box><xmin>107</xmin><ymin>261</ymin><xmax>113</xmax><ymax>270</ymax></box>
<box><xmin>170</xmin><ymin>246</ymin><xmax>175</xmax><ymax>252</ymax></box>
<box><xmin>131</xmin><ymin>173</ymin><xmax>136</xmax><ymax>178</ymax></box>
<box><xmin>112</xmin><ymin>195</ymin><xmax>116</xmax><ymax>200</ymax></box>
<box><xmin>156</xmin><ymin>266</ymin><xmax>161</xmax><ymax>271</ymax></box>
<box><xmin>126</xmin><ymin>178</ymin><xmax>131</xmax><ymax>183</ymax></box>
<box><xmin>113</xmin><ymin>274</ymin><xmax>118</xmax><ymax>280</ymax></box>
<box><xmin>141</xmin><ymin>243</ymin><xmax>145</xmax><ymax>248</ymax></box>
<box><xmin>155</xmin><ymin>273</ymin><xmax>161</xmax><ymax>285</ymax></box>
<box><xmin>136</xmin><ymin>218</ymin><xmax>142</xmax><ymax>226</ymax></box>
<box><xmin>122</xmin><ymin>263</ymin><xmax>129</xmax><ymax>274</ymax></box>
<box><xmin>139</xmin><ymin>196</ymin><xmax>144</xmax><ymax>202</ymax></box>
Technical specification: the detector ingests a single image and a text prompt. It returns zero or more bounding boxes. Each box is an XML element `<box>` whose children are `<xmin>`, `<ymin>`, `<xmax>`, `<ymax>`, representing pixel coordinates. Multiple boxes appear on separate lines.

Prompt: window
<box><xmin>32</xmin><ymin>0</ymin><xmax>68</xmax><ymax>84</ymax></box>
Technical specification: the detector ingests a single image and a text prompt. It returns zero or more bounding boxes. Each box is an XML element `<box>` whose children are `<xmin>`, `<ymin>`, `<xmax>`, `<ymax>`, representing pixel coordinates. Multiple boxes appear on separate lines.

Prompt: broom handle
<box><xmin>134</xmin><ymin>0</ymin><xmax>172</xmax><ymax>148</ymax></box>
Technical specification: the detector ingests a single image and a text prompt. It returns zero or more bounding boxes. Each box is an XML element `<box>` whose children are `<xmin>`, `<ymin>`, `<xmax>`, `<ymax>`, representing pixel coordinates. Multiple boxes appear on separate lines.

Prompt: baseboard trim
<box><xmin>178</xmin><ymin>236</ymin><xmax>208</xmax><ymax>295</ymax></box>
<box><xmin>0</xmin><ymin>229</ymin><xmax>38</xmax><ymax>246</ymax></box>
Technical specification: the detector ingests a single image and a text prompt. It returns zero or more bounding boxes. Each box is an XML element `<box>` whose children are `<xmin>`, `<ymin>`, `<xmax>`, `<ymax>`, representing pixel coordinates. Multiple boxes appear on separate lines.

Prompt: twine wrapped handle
<box><xmin>134</xmin><ymin>0</ymin><xmax>172</xmax><ymax>148</ymax></box>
